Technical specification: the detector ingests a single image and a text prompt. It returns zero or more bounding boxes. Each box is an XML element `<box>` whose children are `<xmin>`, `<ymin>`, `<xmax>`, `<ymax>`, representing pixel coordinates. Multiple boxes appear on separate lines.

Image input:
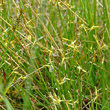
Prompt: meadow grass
<box><xmin>0</xmin><ymin>0</ymin><xmax>110</xmax><ymax>109</ymax></box>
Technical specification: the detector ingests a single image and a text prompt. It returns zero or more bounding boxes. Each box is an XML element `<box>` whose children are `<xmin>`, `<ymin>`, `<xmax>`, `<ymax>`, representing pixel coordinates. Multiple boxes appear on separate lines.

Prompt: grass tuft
<box><xmin>0</xmin><ymin>0</ymin><xmax>110</xmax><ymax>109</ymax></box>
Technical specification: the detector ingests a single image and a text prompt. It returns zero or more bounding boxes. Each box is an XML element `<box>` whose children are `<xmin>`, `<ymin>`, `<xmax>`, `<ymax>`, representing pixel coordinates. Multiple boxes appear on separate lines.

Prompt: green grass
<box><xmin>0</xmin><ymin>0</ymin><xmax>110</xmax><ymax>109</ymax></box>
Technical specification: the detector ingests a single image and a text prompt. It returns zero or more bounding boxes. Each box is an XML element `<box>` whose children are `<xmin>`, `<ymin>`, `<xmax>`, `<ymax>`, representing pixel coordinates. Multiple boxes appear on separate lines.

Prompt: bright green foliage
<box><xmin>0</xmin><ymin>0</ymin><xmax>110</xmax><ymax>109</ymax></box>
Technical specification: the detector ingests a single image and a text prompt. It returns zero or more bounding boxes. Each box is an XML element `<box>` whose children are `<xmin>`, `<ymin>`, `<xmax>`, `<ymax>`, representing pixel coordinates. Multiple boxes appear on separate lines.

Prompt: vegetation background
<box><xmin>0</xmin><ymin>0</ymin><xmax>110</xmax><ymax>109</ymax></box>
